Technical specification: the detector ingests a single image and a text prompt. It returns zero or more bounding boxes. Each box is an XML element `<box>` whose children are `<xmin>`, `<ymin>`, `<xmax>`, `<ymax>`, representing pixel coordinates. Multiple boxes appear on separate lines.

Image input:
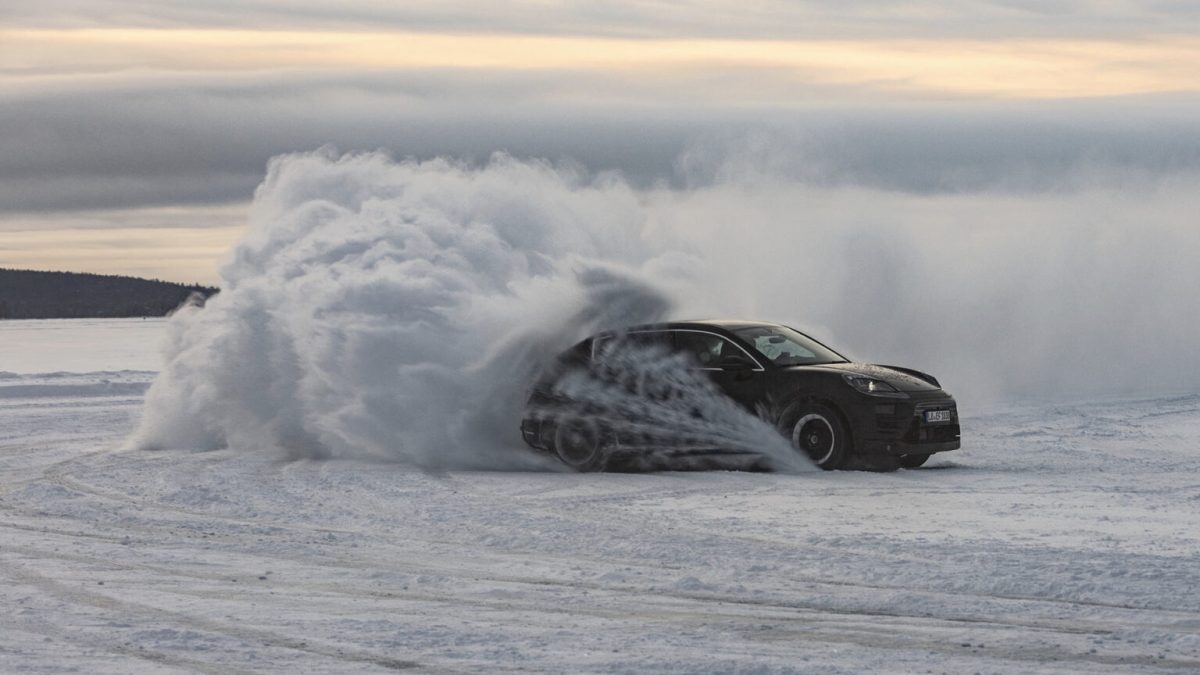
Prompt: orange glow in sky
<box><xmin>5</xmin><ymin>28</ymin><xmax>1200</xmax><ymax>100</ymax></box>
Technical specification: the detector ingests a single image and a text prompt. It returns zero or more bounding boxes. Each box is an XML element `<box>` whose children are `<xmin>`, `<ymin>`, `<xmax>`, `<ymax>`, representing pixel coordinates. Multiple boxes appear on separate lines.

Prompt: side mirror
<box><xmin>718</xmin><ymin>353</ymin><xmax>754</xmax><ymax>370</ymax></box>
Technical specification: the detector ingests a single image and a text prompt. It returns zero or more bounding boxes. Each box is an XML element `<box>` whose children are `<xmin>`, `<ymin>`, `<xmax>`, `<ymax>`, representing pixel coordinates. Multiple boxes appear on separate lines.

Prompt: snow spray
<box><xmin>131</xmin><ymin>148</ymin><xmax>811</xmax><ymax>471</ymax></box>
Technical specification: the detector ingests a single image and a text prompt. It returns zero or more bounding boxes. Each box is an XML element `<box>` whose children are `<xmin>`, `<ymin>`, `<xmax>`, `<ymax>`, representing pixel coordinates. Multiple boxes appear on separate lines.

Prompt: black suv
<box><xmin>520</xmin><ymin>320</ymin><xmax>960</xmax><ymax>471</ymax></box>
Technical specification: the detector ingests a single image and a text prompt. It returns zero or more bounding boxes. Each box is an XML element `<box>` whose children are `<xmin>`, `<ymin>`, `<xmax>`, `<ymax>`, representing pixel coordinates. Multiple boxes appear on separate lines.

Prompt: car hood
<box><xmin>783</xmin><ymin>362</ymin><xmax>942</xmax><ymax>392</ymax></box>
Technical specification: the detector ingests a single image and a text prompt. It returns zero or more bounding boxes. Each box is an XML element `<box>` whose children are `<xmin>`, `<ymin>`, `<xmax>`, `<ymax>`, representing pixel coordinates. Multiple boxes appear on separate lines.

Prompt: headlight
<box><xmin>843</xmin><ymin>373</ymin><xmax>909</xmax><ymax>398</ymax></box>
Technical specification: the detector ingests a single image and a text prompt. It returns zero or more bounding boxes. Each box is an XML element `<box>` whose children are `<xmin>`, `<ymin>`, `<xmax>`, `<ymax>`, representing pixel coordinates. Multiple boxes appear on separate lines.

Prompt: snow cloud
<box><xmin>132</xmin><ymin>150</ymin><xmax>695</xmax><ymax>468</ymax></box>
<box><xmin>648</xmin><ymin>161</ymin><xmax>1200</xmax><ymax>406</ymax></box>
<box><xmin>132</xmin><ymin>145</ymin><xmax>1200</xmax><ymax>469</ymax></box>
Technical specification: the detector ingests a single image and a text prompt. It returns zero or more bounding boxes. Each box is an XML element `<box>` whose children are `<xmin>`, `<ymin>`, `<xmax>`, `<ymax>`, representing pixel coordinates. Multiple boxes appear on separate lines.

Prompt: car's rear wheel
<box><xmin>783</xmin><ymin>403</ymin><xmax>849</xmax><ymax>470</ymax></box>
<box><xmin>899</xmin><ymin>453</ymin><xmax>930</xmax><ymax>469</ymax></box>
<box><xmin>552</xmin><ymin>417</ymin><xmax>606</xmax><ymax>472</ymax></box>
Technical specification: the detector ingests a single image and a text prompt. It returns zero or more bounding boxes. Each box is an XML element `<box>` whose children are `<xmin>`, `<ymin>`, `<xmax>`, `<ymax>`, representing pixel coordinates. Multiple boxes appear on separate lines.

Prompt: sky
<box><xmin>2</xmin><ymin>1</ymin><xmax>1200</xmax><ymax>283</ymax></box>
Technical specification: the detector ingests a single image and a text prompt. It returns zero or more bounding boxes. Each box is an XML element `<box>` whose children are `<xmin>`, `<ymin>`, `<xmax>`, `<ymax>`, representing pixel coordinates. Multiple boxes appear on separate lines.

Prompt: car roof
<box><xmin>678</xmin><ymin>319</ymin><xmax>782</xmax><ymax>330</ymax></box>
<box><xmin>618</xmin><ymin>319</ymin><xmax>782</xmax><ymax>333</ymax></box>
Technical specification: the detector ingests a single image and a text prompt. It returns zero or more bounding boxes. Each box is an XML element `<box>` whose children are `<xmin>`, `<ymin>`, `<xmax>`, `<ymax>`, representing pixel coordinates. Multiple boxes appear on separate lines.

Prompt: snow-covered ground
<box><xmin>2</xmin><ymin>320</ymin><xmax>1198</xmax><ymax>672</ymax></box>
<box><xmin>0</xmin><ymin>318</ymin><xmax>166</xmax><ymax>374</ymax></box>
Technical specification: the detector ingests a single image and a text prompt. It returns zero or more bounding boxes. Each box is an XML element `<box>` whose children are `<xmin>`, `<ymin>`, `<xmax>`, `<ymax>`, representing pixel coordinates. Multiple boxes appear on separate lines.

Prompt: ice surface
<box><xmin>2</xmin><ymin>320</ymin><xmax>1198</xmax><ymax>672</ymax></box>
<box><xmin>0</xmin><ymin>318</ymin><xmax>166</xmax><ymax>374</ymax></box>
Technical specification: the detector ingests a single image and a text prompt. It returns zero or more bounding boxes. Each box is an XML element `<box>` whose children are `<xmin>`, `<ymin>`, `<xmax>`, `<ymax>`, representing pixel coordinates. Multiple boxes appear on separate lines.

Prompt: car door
<box><xmin>669</xmin><ymin>329</ymin><xmax>765</xmax><ymax>412</ymax></box>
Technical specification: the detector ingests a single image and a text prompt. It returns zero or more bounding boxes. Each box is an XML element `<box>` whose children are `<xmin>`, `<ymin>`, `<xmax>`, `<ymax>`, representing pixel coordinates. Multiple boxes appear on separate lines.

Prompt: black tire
<box><xmin>899</xmin><ymin>453</ymin><xmax>930</xmax><ymax>469</ymax></box>
<box><xmin>781</xmin><ymin>402</ymin><xmax>850</xmax><ymax>470</ymax></box>
<box><xmin>552</xmin><ymin>417</ymin><xmax>607</xmax><ymax>472</ymax></box>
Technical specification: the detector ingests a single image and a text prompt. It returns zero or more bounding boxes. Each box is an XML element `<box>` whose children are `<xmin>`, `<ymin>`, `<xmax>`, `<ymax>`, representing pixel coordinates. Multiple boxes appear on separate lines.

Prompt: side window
<box><xmin>626</xmin><ymin>331</ymin><xmax>672</xmax><ymax>350</ymax></box>
<box><xmin>750</xmin><ymin>335</ymin><xmax>815</xmax><ymax>362</ymax></box>
<box><xmin>673</xmin><ymin>331</ymin><xmax>738</xmax><ymax>368</ymax></box>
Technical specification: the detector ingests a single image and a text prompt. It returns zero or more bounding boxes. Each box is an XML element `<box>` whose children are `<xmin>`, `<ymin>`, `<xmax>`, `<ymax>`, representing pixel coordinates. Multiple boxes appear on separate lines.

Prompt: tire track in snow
<box><xmin>0</xmin><ymin>556</ymin><xmax>422</xmax><ymax>671</ymax></box>
<box><xmin>9</xmin><ymin>539</ymin><xmax>1195</xmax><ymax>672</ymax></box>
<box><xmin>9</xmin><ymin>501</ymin><xmax>1197</xmax><ymax>673</ymax></box>
<box><xmin>30</xmin><ymin>448</ymin><xmax>1200</xmax><ymax>637</ymax></box>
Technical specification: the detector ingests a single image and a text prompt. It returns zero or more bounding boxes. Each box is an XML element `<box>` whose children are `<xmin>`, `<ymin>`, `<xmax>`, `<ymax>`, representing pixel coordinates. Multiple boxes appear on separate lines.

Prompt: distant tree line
<box><xmin>0</xmin><ymin>268</ymin><xmax>218</xmax><ymax>319</ymax></box>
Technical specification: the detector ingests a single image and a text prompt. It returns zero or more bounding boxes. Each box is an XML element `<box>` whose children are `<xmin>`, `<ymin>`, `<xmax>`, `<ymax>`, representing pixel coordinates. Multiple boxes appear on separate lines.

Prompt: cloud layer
<box><xmin>8</xmin><ymin>1</ymin><xmax>1200</xmax><ymax>39</ymax></box>
<box><xmin>5</xmin><ymin>70</ymin><xmax>1200</xmax><ymax>215</ymax></box>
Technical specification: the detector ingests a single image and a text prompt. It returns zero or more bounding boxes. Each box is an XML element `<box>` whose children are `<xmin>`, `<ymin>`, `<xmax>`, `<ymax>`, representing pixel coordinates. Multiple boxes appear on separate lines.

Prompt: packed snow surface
<box><xmin>2</xmin><ymin>319</ymin><xmax>1199</xmax><ymax>672</ymax></box>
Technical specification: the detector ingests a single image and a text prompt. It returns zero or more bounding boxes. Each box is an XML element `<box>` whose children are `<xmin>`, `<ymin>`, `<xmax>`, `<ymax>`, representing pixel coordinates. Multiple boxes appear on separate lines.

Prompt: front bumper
<box><xmin>854</xmin><ymin>394</ymin><xmax>961</xmax><ymax>456</ymax></box>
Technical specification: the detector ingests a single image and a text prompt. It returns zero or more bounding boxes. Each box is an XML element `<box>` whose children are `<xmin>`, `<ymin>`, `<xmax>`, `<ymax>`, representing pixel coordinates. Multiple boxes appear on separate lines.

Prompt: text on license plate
<box><xmin>925</xmin><ymin>410</ymin><xmax>952</xmax><ymax>423</ymax></box>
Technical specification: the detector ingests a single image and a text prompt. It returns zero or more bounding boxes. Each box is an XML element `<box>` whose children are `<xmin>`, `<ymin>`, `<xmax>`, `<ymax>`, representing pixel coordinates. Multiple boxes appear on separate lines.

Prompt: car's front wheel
<box><xmin>552</xmin><ymin>417</ymin><xmax>607</xmax><ymax>472</ymax></box>
<box><xmin>782</xmin><ymin>402</ymin><xmax>849</xmax><ymax>470</ymax></box>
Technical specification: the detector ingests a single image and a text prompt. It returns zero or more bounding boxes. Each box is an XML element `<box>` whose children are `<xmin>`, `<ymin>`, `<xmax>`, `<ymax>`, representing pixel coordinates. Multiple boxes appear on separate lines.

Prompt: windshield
<box><xmin>732</xmin><ymin>325</ymin><xmax>847</xmax><ymax>367</ymax></box>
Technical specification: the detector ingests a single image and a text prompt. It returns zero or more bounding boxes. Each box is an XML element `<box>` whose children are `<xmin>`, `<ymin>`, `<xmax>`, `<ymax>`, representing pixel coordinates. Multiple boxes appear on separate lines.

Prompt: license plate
<box><xmin>925</xmin><ymin>410</ymin><xmax>952</xmax><ymax>423</ymax></box>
